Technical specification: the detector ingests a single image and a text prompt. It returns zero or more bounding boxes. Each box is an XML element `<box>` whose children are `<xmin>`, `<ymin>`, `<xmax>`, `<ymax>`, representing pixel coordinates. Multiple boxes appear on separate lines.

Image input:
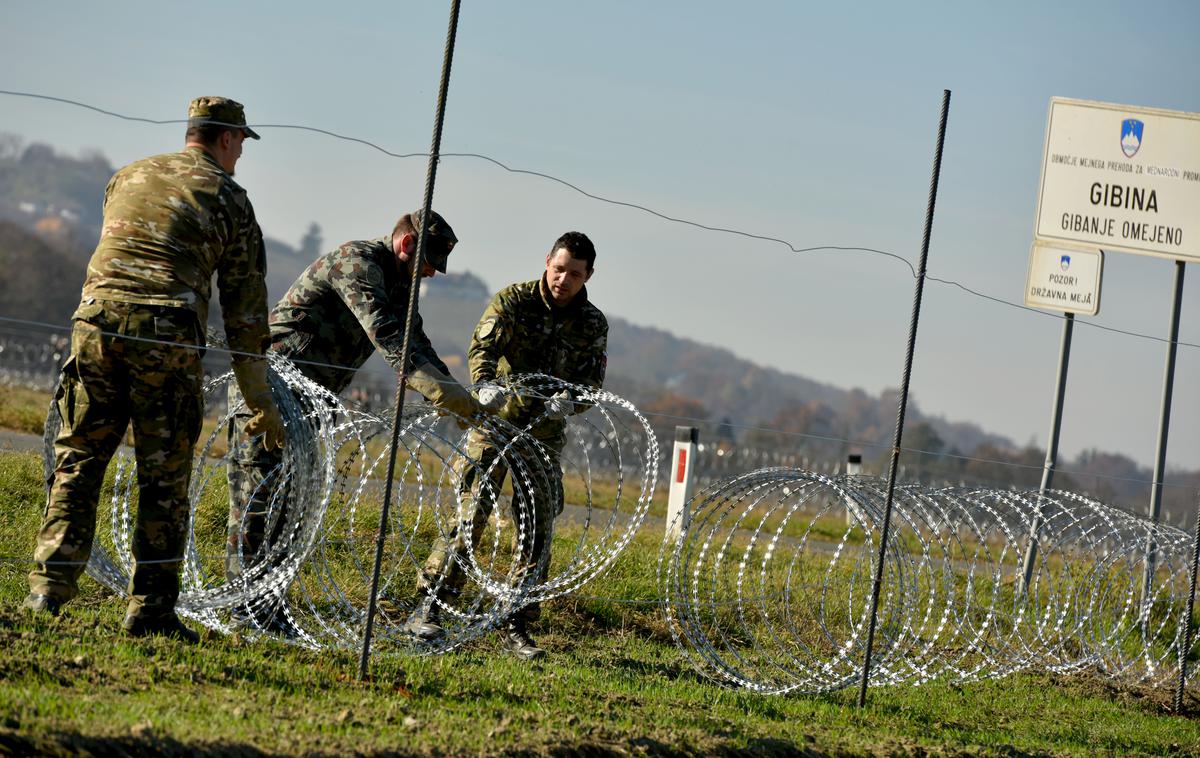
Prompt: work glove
<box><xmin>232</xmin><ymin>359</ymin><xmax>286</xmax><ymax>451</ymax></box>
<box><xmin>544</xmin><ymin>389</ymin><xmax>573</xmax><ymax>421</ymax></box>
<box><xmin>474</xmin><ymin>382</ymin><xmax>506</xmax><ymax>413</ymax></box>
<box><xmin>407</xmin><ymin>363</ymin><xmax>481</xmax><ymax>420</ymax></box>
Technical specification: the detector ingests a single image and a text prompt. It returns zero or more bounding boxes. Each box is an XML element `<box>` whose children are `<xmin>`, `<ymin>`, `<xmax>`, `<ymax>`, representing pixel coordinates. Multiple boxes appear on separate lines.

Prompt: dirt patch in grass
<box><xmin>1045</xmin><ymin>670</ymin><xmax>1200</xmax><ymax>718</ymax></box>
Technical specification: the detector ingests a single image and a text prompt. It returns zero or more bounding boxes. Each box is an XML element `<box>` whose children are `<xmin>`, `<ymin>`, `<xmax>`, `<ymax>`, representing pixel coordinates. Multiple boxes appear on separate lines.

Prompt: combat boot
<box><xmin>21</xmin><ymin>593</ymin><xmax>63</xmax><ymax>617</ymax></box>
<box><xmin>503</xmin><ymin>620</ymin><xmax>545</xmax><ymax>660</ymax></box>
<box><xmin>403</xmin><ymin>602</ymin><xmax>444</xmax><ymax>641</ymax></box>
<box><xmin>123</xmin><ymin>612</ymin><xmax>200</xmax><ymax>644</ymax></box>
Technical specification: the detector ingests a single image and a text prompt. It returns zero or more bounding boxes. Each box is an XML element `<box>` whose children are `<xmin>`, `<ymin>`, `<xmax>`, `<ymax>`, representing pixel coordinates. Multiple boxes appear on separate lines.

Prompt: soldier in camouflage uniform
<box><xmin>225</xmin><ymin>210</ymin><xmax>490</xmax><ymax>632</ymax></box>
<box><xmin>24</xmin><ymin>97</ymin><xmax>285</xmax><ymax>643</ymax></box>
<box><xmin>411</xmin><ymin>231</ymin><xmax>607</xmax><ymax>659</ymax></box>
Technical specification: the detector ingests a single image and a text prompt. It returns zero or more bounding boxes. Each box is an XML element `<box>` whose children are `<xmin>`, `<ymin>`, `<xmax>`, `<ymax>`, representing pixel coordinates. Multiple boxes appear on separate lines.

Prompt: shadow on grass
<box><xmin>542</xmin><ymin>736</ymin><xmax>828</xmax><ymax>757</ymax></box>
<box><xmin>555</xmin><ymin>600</ymin><xmax>676</xmax><ymax>645</ymax></box>
<box><xmin>0</xmin><ymin>728</ymin><xmax>299</xmax><ymax>758</ymax></box>
<box><xmin>0</xmin><ymin>729</ymin><xmax>831</xmax><ymax>758</ymax></box>
<box><xmin>603</xmin><ymin>654</ymin><xmax>700</xmax><ymax>683</ymax></box>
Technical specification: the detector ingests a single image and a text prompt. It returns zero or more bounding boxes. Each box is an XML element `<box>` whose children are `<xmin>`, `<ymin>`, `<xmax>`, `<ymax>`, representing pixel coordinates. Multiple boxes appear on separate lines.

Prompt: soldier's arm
<box><xmin>467</xmin><ymin>292</ymin><xmax>515</xmax><ymax>384</ymax></box>
<box><xmin>576</xmin><ymin>326</ymin><xmax>609</xmax><ymax>414</ymax></box>
<box><xmin>564</xmin><ymin>316</ymin><xmax>608</xmax><ymax>413</ymax></box>
<box><xmin>217</xmin><ymin>197</ymin><xmax>271</xmax><ymax>362</ymax></box>
<box><xmin>566</xmin><ymin>307</ymin><xmax>608</xmax><ymax>389</ymax></box>
<box><xmin>406</xmin><ymin>310</ymin><xmax>451</xmax><ymax>376</ymax></box>
<box><xmin>329</xmin><ymin>254</ymin><xmax>450</xmax><ymax>376</ymax></box>
<box><xmin>579</xmin><ymin>323</ymin><xmax>609</xmax><ymax>390</ymax></box>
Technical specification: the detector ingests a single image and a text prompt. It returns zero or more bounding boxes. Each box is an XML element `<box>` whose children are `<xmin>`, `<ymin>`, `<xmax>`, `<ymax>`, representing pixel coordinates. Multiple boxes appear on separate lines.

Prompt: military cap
<box><xmin>187</xmin><ymin>96</ymin><xmax>261</xmax><ymax>140</ymax></box>
<box><xmin>412</xmin><ymin>208</ymin><xmax>458</xmax><ymax>273</ymax></box>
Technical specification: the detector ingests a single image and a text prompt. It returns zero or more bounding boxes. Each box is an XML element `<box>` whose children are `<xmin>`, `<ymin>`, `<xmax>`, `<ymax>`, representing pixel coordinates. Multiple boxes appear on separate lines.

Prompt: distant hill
<box><xmin>0</xmin><ymin>134</ymin><xmax>1194</xmax><ymax>521</ymax></box>
<box><xmin>0</xmin><ymin>220</ymin><xmax>90</xmax><ymax>327</ymax></box>
<box><xmin>0</xmin><ymin>134</ymin><xmax>110</xmax><ymax>238</ymax></box>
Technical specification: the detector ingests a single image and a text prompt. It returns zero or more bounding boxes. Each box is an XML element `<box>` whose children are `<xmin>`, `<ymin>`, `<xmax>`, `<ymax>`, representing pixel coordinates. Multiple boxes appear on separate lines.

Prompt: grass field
<box><xmin>2</xmin><ymin>390</ymin><xmax>1200</xmax><ymax>755</ymax></box>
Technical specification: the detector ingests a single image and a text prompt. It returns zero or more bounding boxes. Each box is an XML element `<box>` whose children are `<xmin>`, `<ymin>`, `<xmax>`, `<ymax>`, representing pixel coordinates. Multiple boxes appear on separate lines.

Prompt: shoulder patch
<box><xmin>477</xmin><ymin>318</ymin><xmax>498</xmax><ymax>339</ymax></box>
<box><xmin>365</xmin><ymin>266</ymin><xmax>383</xmax><ymax>287</ymax></box>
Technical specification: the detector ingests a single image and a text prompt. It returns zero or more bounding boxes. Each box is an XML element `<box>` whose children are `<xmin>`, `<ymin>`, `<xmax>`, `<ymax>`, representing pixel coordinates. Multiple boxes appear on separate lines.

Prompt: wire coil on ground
<box><xmin>659</xmin><ymin>468</ymin><xmax>1199</xmax><ymax>694</ymax></box>
<box><xmin>41</xmin><ymin>360</ymin><xmax>658</xmax><ymax>654</ymax></box>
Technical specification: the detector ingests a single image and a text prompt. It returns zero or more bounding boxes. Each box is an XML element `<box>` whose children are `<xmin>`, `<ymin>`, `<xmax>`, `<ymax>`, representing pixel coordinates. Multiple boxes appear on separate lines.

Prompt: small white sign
<box><xmin>1024</xmin><ymin>243</ymin><xmax>1103</xmax><ymax>316</ymax></box>
<box><xmin>1034</xmin><ymin>98</ymin><xmax>1200</xmax><ymax>263</ymax></box>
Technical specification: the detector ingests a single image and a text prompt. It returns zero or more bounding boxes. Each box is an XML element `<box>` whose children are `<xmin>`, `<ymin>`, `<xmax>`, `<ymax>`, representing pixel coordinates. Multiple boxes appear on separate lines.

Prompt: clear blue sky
<box><xmin>2</xmin><ymin>1</ymin><xmax>1199</xmax><ymax>470</ymax></box>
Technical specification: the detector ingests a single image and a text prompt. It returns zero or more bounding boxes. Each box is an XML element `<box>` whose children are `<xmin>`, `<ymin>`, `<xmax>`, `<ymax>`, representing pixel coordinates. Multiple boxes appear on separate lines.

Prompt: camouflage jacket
<box><xmin>469</xmin><ymin>277</ymin><xmax>607</xmax><ymax>428</ymax></box>
<box><xmin>79</xmin><ymin>146</ymin><xmax>270</xmax><ymax>360</ymax></box>
<box><xmin>269</xmin><ymin>236</ymin><xmax>448</xmax><ymax>394</ymax></box>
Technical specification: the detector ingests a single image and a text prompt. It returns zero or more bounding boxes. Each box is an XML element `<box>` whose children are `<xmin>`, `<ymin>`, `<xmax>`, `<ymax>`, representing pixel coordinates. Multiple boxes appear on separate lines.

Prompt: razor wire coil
<box><xmin>39</xmin><ymin>357</ymin><xmax>658</xmax><ymax>654</ymax></box>
<box><xmin>659</xmin><ymin>468</ymin><xmax>1200</xmax><ymax>694</ymax></box>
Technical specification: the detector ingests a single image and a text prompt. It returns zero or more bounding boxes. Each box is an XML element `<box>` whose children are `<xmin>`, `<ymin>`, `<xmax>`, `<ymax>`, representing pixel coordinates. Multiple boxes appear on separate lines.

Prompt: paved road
<box><xmin>0</xmin><ymin>430</ymin><xmax>41</xmax><ymax>453</ymax></box>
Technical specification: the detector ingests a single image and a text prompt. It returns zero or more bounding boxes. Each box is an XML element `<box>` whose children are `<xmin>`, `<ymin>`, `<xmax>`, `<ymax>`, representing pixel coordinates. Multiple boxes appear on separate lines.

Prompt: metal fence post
<box><xmin>857</xmin><ymin>89</ymin><xmax>951</xmax><ymax>708</ymax></box>
<box><xmin>358</xmin><ymin>0</ymin><xmax>462</xmax><ymax>681</ymax></box>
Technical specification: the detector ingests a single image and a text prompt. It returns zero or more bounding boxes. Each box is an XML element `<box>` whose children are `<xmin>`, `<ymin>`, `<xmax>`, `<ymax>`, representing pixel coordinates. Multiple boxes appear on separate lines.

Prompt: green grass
<box><xmin>0</xmin><ymin>385</ymin><xmax>50</xmax><ymax>437</ymax></box>
<box><xmin>2</xmin><ymin>441</ymin><xmax>1200</xmax><ymax>754</ymax></box>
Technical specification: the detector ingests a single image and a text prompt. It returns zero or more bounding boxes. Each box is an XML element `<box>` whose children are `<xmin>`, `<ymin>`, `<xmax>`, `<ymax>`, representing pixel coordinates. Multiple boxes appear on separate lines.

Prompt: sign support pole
<box><xmin>1142</xmin><ymin>260</ymin><xmax>1186</xmax><ymax>609</ymax></box>
<box><xmin>1019</xmin><ymin>311</ymin><xmax>1074</xmax><ymax>594</ymax></box>
<box><xmin>856</xmin><ymin>89</ymin><xmax>951</xmax><ymax>709</ymax></box>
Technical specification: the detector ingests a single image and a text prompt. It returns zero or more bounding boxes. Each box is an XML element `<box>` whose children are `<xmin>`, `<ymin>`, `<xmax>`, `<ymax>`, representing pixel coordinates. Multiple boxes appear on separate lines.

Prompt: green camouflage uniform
<box><xmin>420</xmin><ymin>277</ymin><xmax>607</xmax><ymax>622</ymax></box>
<box><xmin>226</xmin><ymin>232</ymin><xmax>452</xmax><ymax>579</ymax></box>
<box><xmin>270</xmin><ymin>235</ymin><xmax>450</xmax><ymax>392</ymax></box>
<box><xmin>29</xmin><ymin>145</ymin><xmax>270</xmax><ymax>618</ymax></box>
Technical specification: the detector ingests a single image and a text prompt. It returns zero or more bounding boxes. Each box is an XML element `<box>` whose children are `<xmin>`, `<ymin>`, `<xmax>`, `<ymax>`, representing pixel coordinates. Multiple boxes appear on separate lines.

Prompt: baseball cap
<box><xmin>187</xmin><ymin>96</ymin><xmax>261</xmax><ymax>140</ymax></box>
<box><xmin>412</xmin><ymin>208</ymin><xmax>458</xmax><ymax>273</ymax></box>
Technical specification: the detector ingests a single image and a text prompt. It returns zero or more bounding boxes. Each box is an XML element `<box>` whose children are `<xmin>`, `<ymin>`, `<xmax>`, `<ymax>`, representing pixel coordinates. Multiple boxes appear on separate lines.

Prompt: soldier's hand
<box><xmin>232</xmin><ymin>359</ymin><xmax>285</xmax><ymax>449</ymax></box>
<box><xmin>246</xmin><ymin>404</ymin><xmax>286</xmax><ymax>451</ymax></box>
<box><xmin>408</xmin><ymin>364</ymin><xmax>478</xmax><ymax>420</ymax></box>
<box><xmin>544</xmin><ymin>389</ymin><xmax>573</xmax><ymax>421</ymax></box>
<box><xmin>474</xmin><ymin>383</ymin><xmax>506</xmax><ymax>413</ymax></box>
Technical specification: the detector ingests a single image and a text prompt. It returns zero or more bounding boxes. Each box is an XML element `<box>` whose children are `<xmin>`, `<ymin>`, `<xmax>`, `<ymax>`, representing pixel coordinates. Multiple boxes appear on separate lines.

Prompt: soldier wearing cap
<box><xmin>409</xmin><ymin>231</ymin><xmax>607</xmax><ymax>660</ymax></box>
<box><xmin>23</xmin><ymin>96</ymin><xmax>284</xmax><ymax>643</ymax></box>
<box><xmin>224</xmin><ymin>210</ymin><xmax>491</xmax><ymax>632</ymax></box>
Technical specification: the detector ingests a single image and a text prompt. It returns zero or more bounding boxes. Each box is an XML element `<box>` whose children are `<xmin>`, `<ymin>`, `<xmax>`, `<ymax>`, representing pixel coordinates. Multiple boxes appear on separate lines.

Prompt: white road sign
<box><xmin>1034</xmin><ymin>98</ymin><xmax>1200</xmax><ymax>263</ymax></box>
<box><xmin>1024</xmin><ymin>243</ymin><xmax>1103</xmax><ymax>316</ymax></box>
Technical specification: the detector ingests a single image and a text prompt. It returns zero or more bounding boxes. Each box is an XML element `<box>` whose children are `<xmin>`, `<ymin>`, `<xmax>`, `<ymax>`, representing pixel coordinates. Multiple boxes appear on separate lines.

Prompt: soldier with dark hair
<box><xmin>225</xmin><ymin>210</ymin><xmax>493</xmax><ymax>632</ymax></box>
<box><xmin>409</xmin><ymin>231</ymin><xmax>608</xmax><ymax>659</ymax></box>
<box><xmin>23</xmin><ymin>97</ymin><xmax>284</xmax><ymax>643</ymax></box>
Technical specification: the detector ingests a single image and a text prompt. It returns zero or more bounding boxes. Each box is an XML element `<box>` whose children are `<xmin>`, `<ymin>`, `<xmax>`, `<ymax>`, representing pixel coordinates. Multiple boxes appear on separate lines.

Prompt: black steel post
<box><xmin>856</xmin><ymin>89</ymin><xmax>951</xmax><ymax>708</ymax></box>
<box><xmin>359</xmin><ymin>0</ymin><xmax>463</xmax><ymax>681</ymax></box>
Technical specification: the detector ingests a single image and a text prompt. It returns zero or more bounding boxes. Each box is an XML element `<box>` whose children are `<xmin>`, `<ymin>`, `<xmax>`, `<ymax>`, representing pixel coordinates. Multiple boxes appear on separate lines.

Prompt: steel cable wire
<box><xmin>4</xmin><ymin>90</ymin><xmax>1200</xmax><ymax>356</ymax></box>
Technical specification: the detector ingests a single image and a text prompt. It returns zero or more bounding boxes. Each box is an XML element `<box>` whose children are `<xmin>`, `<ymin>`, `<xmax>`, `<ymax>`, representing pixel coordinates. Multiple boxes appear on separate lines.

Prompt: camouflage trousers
<box><xmin>419</xmin><ymin>428</ymin><xmax>564</xmax><ymax>624</ymax></box>
<box><xmin>28</xmin><ymin>300</ymin><xmax>204</xmax><ymax>618</ymax></box>
<box><xmin>224</xmin><ymin>381</ymin><xmax>287</xmax><ymax>583</ymax></box>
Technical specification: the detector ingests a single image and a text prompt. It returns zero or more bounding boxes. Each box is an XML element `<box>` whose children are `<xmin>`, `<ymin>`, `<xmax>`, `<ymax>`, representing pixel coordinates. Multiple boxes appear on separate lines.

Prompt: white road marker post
<box><xmin>846</xmin><ymin>453</ymin><xmax>862</xmax><ymax>526</ymax></box>
<box><xmin>666</xmin><ymin>426</ymin><xmax>698</xmax><ymax>541</ymax></box>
